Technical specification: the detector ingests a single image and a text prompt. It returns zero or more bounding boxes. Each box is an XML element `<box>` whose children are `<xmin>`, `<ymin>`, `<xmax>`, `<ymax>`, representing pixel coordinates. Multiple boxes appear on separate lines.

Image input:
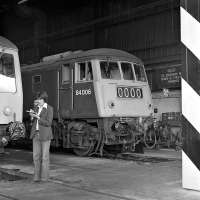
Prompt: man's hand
<box><xmin>27</xmin><ymin>109</ymin><xmax>40</xmax><ymax>119</ymax></box>
<box><xmin>29</xmin><ymin>112</ymin><xmax>40</xmax><ymax>119</ymax></box>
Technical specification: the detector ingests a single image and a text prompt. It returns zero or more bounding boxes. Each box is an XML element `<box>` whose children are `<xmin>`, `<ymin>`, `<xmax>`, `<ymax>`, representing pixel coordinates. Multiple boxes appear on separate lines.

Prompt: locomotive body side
<box><xmin>22</xmin><ymin>57</ymin><xmax>99</xmax><ymax>146</ymax></box>
<box><xmin>22</xmin><ymin>60</ymin><xmax>99</xmax><ymax>120</ymax></box>
<box><xmin>60</xmin><ymin>60</ymin><xmax>98</xmax><ymax>119</ymax></box>
<box><xmin>22</xmin><ymin>66</ymin><xmax>59</xmax><ymax>120</ymax></box>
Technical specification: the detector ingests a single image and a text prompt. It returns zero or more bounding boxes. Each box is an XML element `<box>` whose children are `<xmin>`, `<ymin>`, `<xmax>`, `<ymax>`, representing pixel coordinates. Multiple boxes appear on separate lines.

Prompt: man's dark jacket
<box><xmin>30</xmin><ymin>104</ymin><xmax>53</xmax><ymax>141</ymax></box>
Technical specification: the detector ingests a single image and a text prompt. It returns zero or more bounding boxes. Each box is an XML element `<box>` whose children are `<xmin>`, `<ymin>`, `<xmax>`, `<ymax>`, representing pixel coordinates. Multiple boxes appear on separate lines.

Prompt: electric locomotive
<box><xmin>0</xmin><ymin>36</ymin><xmax>24</xmax><ymax>150</ymax></box>
<box><xmin>22</xmin><ymin>48</ymin><xmax>153</xmax><ymax>156</ymax></box>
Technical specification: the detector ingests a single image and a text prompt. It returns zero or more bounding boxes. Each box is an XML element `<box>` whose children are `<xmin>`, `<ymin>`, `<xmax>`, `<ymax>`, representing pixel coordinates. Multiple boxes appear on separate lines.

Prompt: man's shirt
<box><xmin>36</xmin><ymin>103</ymin><xmax>47</xmax><ymax>131</ymax></box>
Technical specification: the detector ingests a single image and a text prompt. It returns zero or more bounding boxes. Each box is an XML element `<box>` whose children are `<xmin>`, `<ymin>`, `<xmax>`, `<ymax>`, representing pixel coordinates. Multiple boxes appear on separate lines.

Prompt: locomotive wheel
<box><xmin>73</xmin><ymin>142</ymin><xmax>94</xmax><ymax>156</ymax></box>
<box><xmin>144</xmin><ymin>129</ymin><xmax>157</xmax><ymax>149</ymax></box>
<box><xmin>70</xmin><ymin>128</ymin><xmax>95</xmax><ymax>156</ymax></box>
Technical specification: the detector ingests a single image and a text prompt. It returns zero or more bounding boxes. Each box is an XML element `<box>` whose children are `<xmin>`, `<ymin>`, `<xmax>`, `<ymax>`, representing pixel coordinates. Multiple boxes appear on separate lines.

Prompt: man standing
<box><xmin>29</xmin><ymin>91</ymin><xmax>53</xmax><ymax>182</ymax></box>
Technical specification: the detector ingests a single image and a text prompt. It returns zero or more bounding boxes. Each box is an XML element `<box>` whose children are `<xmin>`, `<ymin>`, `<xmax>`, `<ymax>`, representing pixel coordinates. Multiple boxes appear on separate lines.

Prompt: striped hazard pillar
<box><xmin>181</xmin><ymin>0</ymin><xmax>200</xmax><ymax>191</ymax></box>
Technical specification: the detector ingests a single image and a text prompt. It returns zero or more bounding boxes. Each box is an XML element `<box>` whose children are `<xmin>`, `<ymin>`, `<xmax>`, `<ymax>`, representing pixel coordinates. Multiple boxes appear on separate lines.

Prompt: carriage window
<box><xmin>32</xmin><ymin>75</ymin><xmax>42</xmax><ymax>93</ymax></box>
<box><xmin>32</xmin><ymin>75</ymin><xmax>41</xmax><ymax>84</ymax></box>
<box><xmin>77</xmin><ymin>62</ymin><xmax>93</xmax><ymax>82</ymax></box>
<box><xmin>121</xmin><ymin>62</ymin><xmax>134</xmax><ymax>80</ymax></box>
<box><xmin>0</xmin><ymin>53</ymin><xmax>16</xmax><ymax>93</ymax></box>
<box><xmin>100</xmin><ymin>61</ymin><xmax>121</xmax><ymax>80</ymax></box>
<box><xmin>134</xmin><ymin>64</ymin><xmax>147</xmax><ymax>82</ymax></box>
<box><xmin>62</xmin><ymin>64</ymin><xmax>70</xmax><ymax>83</ymax></box>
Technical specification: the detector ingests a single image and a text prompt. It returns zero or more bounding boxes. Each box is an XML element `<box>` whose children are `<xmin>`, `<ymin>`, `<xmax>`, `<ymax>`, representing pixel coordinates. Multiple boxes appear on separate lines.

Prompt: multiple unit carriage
<box><xmin>0</xmin><ymin>36</ymin><xmax>23</xmax><ymax>147</ymax></box>
<box><xmin>22</xmin><ymin>48</ymin><xmax>153</xmax><ymax>156</ymax></box>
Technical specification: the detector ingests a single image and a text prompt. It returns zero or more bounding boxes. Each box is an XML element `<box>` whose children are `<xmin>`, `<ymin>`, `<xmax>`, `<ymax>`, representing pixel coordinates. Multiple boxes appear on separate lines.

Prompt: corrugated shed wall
<box><xmin>2</xmin><ymin>0</ymin><xmax>180</xmax><ymax>70</ymax></box>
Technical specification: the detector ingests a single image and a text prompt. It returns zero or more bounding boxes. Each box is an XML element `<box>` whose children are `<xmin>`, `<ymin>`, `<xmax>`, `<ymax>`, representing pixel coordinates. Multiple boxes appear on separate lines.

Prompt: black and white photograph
<box><xmin>0</xmin><ymin>0</ymin><xmax>199</xmax><ymax>199</ymax></box>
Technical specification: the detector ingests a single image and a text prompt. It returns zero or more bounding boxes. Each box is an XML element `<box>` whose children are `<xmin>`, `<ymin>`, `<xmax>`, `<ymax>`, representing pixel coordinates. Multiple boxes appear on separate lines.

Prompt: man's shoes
<box><xmin>33</xmin><ymin>180</ymin><xmax>40</xmax><ymax>183</ymax></box>
<box><xmin>41</xmin><ymin>178</ymin><xmax>49</xmax><ymax>182</ymax></box>
<box><xmin>33</xmin><ymin>177</ymin><xmax>40</xmax><ymax>182</ymax></box>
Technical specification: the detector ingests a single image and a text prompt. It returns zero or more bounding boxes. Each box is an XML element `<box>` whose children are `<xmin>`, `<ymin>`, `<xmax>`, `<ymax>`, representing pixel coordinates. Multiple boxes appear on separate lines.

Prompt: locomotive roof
<box><xmin>22</xmin><ymin>48</ymin><xmax>143</xmax><ymax>71</ymax></box>
<box><xmin>0</xmin><ymin>36</ymin><xmax>18</xmax><ymax>50</ymax></box>
<box><xmin>75</xmin><ymin>48</ymin><xmax>142</xmax><ymax>62</ymax></box>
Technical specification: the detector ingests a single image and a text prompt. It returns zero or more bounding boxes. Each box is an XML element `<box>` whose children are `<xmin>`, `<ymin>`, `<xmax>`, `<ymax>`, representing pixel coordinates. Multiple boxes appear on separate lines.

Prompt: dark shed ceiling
<box><xmin>0</xmin><ymin>0</ymin><xmax>93</xmax><ymax>14</ymax></box>
<box><xmin>0</xmin><ymin>0</ymin><xmax>159</xmax><ymax>14</ymax></box>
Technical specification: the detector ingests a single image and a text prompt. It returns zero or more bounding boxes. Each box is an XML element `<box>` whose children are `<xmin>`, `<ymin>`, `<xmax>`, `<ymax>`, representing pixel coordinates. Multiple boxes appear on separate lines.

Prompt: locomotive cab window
<box><xmin>62</xmin><ymin>64</ymin><xmax>70</xmax><ymax>83</ymax></box>
<box><xmin>121</xmin><ymin>62</ymin><xmax>134</xmax><ymax>80</ymax></box>
<box><xmin>0</xmin><ymin>52</ymin><xmax>16</xmax><ymax>93</ymax></box>
<box><xmin>134</xmin><ymin>64</ymin><xmax>147</xmax><ymax>82</ymax></box>
<box><xmin>100</xmin><ymin>61</ymin><xmax>121</xmax><ymax>80</ymax></box>
<box><xmin>76</xmin><ymin>61</ymin><xmax>93</xmax><ymax>82</ymax></box>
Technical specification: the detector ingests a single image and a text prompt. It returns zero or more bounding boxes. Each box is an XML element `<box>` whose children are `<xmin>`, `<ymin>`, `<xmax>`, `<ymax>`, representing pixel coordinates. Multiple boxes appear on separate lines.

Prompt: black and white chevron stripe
<box><xmin>181</xmin><ymin>0</ymin><xmax>200</xmax><ymax>191</ymax></box>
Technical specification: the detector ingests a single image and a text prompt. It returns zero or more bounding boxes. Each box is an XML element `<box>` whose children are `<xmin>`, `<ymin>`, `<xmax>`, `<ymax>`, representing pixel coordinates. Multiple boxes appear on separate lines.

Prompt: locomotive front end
<box><xmin>94</xmin><ymin>55</ymin><xmax>153</xmax><ymax>151</ymax></box>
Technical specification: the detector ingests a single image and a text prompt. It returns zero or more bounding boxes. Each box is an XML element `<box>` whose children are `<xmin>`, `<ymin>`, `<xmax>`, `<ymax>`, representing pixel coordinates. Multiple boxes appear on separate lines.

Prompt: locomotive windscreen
<box><xmin>121</xmin><ymin>62</ymin><xmax>134</xmax><ymax>80</ymax></box>
<box><xmin>100</xmin><ymin>60</ymin><xmax>147</xmax><ymax>82</ymax></box>
<box><xmin>134</xmin><ymin>64</ymin><xmax>147</xmax><ymax>82</ymax></box>
<box><xmin>100</xmin><ymin>61</ymin><xmax>121</xmax><ymax>80</ymax></box>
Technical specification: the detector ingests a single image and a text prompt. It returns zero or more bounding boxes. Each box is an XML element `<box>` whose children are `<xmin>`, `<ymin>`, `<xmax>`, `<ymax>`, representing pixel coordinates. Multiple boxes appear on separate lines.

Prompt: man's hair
<box><xmin>36</xmin><ymin>91</ymin><xmax>48</xmax><ymax>103</ymax></box>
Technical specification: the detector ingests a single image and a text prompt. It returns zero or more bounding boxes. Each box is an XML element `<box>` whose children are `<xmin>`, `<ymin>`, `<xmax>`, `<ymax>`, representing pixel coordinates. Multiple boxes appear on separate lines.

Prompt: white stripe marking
<box><xmin>181</xmin><ymin>7</ymin><xmax>200</xmax><ymax>60</ymax></box>
<box><xmin>181</xmin><ymin>7</ymin><xmax>200</xmax><ymax>191</ymax></box>
<box><xmin>182</xmin><ymin>150</ymin><xmax>200</xmax><ymax>190</ymax></box>
<box><xmin>182</xmin><ymin>78</ymin><xmax>200</xmax><ymax>134</ymax></box>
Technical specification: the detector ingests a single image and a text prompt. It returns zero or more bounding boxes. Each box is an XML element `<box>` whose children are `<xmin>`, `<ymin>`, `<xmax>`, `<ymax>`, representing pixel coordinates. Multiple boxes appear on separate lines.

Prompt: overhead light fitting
<box><xmin>18</xmin><ymin>0</ymin><xmax>29</xmax><ymax>5</ymax></box>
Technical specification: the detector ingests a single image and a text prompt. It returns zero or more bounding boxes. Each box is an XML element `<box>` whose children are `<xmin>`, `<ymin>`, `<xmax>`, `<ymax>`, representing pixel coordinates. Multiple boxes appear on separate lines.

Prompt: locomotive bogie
<box><xmin>101</xmin><ymin>117</ymin><xmax>146</xmax><ymax>145</ymax></box>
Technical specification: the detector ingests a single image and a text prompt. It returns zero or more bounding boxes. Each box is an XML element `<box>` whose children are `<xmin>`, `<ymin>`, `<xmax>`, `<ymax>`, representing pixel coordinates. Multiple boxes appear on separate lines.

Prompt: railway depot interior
<box><xmin>0</xmin><ymin>0</ymin><xmax>181</xmax><ymax>156</ymax></box>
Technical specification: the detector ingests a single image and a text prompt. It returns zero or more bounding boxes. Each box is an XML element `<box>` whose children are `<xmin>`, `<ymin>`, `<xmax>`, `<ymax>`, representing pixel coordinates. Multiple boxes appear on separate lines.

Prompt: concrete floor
<box><xmin>0</xmin><ymin>148</ymin><xmax>199</xmax><ymax>200</ymax></box>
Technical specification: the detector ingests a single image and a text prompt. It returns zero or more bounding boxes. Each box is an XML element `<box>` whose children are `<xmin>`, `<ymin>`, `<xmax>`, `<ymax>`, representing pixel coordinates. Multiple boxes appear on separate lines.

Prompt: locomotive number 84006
<box><xmin>75</xmin><ymin>89</ymin><xmax>92</xmax><ymax>96</ymax></box>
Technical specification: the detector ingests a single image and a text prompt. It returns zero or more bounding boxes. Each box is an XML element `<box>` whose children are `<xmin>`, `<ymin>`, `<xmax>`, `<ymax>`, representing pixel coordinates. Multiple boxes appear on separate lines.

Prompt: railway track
<box><xmin>0</xmin><ymin>193</ymin><xmax>19</xmax><ymax>200</ymax></box>
<box><xmin>102</xmin><ymin>151</ymin><xmax>177</xmax><ymax>163</ymax></box>
<box><xmin>0</xmin><ymin>175</ymin><xmax>137</xmax><ymax>200</ymax></box>
<box><xmin>49</xmin><ymin>177</ymin><xmax>138</xmax><ymax>200</ymax></box>
<box><xmin>0</xmin><ymin>164</ymin><xmax>138</xmax><ymax>200</ymax></box>
<box><xmin>0</xmin><ymin>148</ymin><xmax>179</xmax><ymax>200</ymax></box>
<box><xmin>3</xmin><ymin>145</ymin><xmax>178</xmax><ymax>165</ymax></box>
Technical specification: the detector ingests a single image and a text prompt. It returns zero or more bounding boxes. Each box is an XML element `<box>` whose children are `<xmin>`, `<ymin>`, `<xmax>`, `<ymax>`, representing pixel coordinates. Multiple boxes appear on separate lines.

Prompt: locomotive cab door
<box><xmin>73</xmin><ymin>61</ymin><xmax>98</xmax><ymax>118</ymax></box>
<box><xmin>59</xmin><ymin>63</ymin><xmax>73</xmax><ymax>119</ymax></box>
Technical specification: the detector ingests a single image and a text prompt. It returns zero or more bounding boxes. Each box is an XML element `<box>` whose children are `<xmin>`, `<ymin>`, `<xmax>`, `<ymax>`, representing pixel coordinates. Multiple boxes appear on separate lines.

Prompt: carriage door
<box><xmin>59</xmin><ymin>63</ymin><xmax>73</xmax><ymax>119</ymax></box>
